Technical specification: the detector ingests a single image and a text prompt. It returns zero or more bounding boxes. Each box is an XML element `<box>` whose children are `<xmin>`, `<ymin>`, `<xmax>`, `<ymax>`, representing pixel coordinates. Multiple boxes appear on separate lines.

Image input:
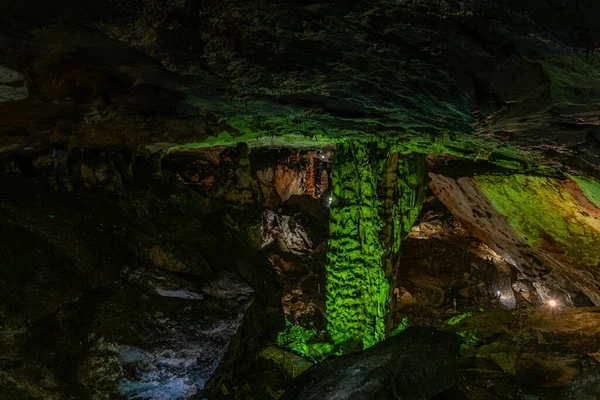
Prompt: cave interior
<box><xmin>2</xmin><ymin>1</ymin><xmax>600</xmax><ymax>399</ymax></box>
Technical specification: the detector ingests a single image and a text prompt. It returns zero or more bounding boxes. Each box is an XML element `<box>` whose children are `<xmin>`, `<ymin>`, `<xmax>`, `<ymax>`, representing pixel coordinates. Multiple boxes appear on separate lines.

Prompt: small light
<box><xmin>549</xmin><ymin>299</ymin><xmax>557</xmax><ymax>307</ymax></box>
<box><xmin>497</xmin><ymin>290</ymin><xmax>501</xmax><ymax>296</ymax></box>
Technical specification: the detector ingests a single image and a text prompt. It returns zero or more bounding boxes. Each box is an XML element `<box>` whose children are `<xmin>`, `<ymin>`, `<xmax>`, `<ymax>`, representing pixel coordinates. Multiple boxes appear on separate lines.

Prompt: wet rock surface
<box><xmin>438</xmin><ymin>306</ymin><xmax>600</xmax><ymax>400</ymax></box>
<box><xmin>1</xmin><ymin>151</ymin><xmax>600</xmax><ymax>400</ymax></box>
<box><xmin>18</xmin><ymin>272</ymin><xmax>253</xmax><ymax>400</ymax></box>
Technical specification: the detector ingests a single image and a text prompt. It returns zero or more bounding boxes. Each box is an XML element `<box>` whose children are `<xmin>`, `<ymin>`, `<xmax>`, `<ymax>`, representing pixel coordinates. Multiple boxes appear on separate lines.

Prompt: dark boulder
<box><xmin>282</xmin><ymin>327</ymin><xmax>461</xmax><ymax>400</ymax></box>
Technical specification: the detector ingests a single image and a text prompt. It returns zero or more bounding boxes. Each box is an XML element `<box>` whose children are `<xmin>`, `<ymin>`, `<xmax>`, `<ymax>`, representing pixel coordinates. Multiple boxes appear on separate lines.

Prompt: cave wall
<box><xmin>0</xmin><ymin>155</ymin><xmax>283</xmax><ymax>399</ymax></box>
<box><xmin>430</xmin><ymin>173</ymin><xmax>600</xmax><ymax>305</ymax></box>
<box><xmin>2</xmin><ymin>0</ymin><xmax>600</xmax><ymax>397</ymax></box>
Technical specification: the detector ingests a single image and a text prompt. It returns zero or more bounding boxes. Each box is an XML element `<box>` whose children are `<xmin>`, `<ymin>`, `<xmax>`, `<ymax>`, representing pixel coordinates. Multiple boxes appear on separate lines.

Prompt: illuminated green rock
<box><xmin>259</xmin><ymin>346</ymin><xmax>314</xmax><ymax>378</ymax></box>
<box><xmin>324</xmin><ymin>143</ymin><xmax>427</xmax><ymax>350</ymax></box>
<box><xmin>573</xmin><ymin>176</ymin><xmax>600</xmax><ymax>209</ymax></box>
<box><xmin>391</xmin><ymin>317</ymin><xmax>409</xmax><ymax>336</ymax></box>
<box><xmin>476</xmin><ymin>175</ymin><xmax>600</xmax><ymax>268</ymax></box>
<box><xmin>379</xmin><ymin>151</ymin><xmax>426</xmax><ymax>334</ymax></box>
<box><xmin>393</xmin><ymin>155</ymin><xmax>426</xmax><ymax>253</ymax></box>
<box><xmin>446</xmin><ymin>312</ymin><xmax>473</xmax><ymax>326</ymax></box>
<box><xmin>276</xmin><ymin>321</ymin><xmax>333</xmax><ymax>362</ymax></box>
<box><xmin>275</xmin><ymin>144</ymin><xmax>426</xmax><ymax>359</ymax></box>
<box><xmin>326</xmin><ymin>141</ymin><xmax>389</xmax><ymax>350</ymax></box>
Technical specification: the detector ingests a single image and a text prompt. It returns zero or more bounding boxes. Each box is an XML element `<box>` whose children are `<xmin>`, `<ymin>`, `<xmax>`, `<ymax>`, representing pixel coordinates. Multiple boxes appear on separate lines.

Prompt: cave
<box><xmin>2</xmin><ymin>1</ymin><xmax>600</xmax><ymax>399</ymax></box>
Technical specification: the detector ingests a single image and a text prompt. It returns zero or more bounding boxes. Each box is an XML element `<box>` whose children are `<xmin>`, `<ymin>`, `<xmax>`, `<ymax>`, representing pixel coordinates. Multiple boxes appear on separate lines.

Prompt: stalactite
<box><xmin>305</xmin><ymin>155</ymin><xmax>315</xmax><ymax>197</ymax></box>
<box><xmin>314</xmin><ymin>158</ymin><xmax>323</xmax><ymax>198</ymax></box>
<box><xmin>379</xmin><ymin>151</ymin><xmax>400</xmax><ymax>280</ymax></box>
<box><xmin>279</xmin><ymin>144</ymin><xmax>426</xmax><ymax>357</ymax></box>
<box><xmin>320</xmin><ymin>169</ymin><xmax>329</xmax><ymax>195</ymax></box>
<box><xmin>395</xmin><ymin>154</ymin><xmax>426</xmax><ymax>252</ymax></box>
<box><xmin>378</xmin><ymin>153</ymin><xmax>426</xmax><ymax>255</ymax></box>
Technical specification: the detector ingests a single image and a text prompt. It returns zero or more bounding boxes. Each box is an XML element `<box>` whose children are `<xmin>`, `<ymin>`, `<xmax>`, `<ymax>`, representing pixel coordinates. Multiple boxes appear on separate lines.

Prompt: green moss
<box><xmin>457</xmin><ymin>331</ymin><xmax>480</xmax><ymax>353</ymax></box>
<box><xmin>326</xmin><ymin>141</ymin><xmax>390</xmax><ymax>350</ymax></box>
<box><xmin>391</xmin><ymin>317</ymin><xmax>409</xmax><ymax>336</ymax></box>
<box><xmin>446</xmin><ymin>312</ymin><xmax>473</xmax><ymax>326</ymax></box>
<box><xmin>573</xmin><ymin>176</ymin><xmax>600</xmax><ymax>209</ymax></box>
<box><xmin>476</xmin><ymin>175</ymin><xmax>600</xmax><ymax>267</ymax></box>
<box><xmin>259</xmin><ymin>346</ymin><xmax>313</xmax><ymax>378</ymax></box>
<box><xmin>276</xmin><ymin>321</ymin><xmax>333</xmax><ymax>362</ymax></box>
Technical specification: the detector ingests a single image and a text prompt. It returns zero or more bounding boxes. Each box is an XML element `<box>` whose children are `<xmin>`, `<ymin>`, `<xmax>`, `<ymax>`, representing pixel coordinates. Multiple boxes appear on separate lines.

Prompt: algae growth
<box><xmin>476</xmin><ymin>175</ymin><xmax>600</xmax><ymax>267</ymax></box>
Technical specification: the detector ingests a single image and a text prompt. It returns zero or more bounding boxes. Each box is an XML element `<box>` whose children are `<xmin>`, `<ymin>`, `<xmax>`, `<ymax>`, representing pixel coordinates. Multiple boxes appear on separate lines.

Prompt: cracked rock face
<box><xmin>2</xmin><ymin>273</ymin><xmax>255</xmax><ymax>400</ymax></box>
<box><xmin>261</xmin><ymin>209</ymin><xmax>314</xmax><ymax>256</ymax></box>
<box><xmin>0</xmin><ymin>173</ymin><xmax>282</xmax><ymax>400</ymax></box>
<box><xmin>2</xmin><ymin>1</ymin><xmax>600</xmax><ymax>399</ymax></box>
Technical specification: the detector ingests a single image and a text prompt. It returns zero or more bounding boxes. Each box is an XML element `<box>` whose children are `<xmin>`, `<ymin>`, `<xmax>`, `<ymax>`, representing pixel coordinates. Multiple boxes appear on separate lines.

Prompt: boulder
<box><xmin>1</xmin><ymin>270</ymin><xmax>255</xmax><ymax>400</ymax></box>
<box><xmin>281</xmin><ymin>327</ymin><xmax>461</xmax><ymax>400</ymax></box>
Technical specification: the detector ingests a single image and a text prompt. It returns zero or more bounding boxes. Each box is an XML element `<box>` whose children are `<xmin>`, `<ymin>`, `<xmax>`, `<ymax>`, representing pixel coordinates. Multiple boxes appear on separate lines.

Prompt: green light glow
<box><xmin>391</xmin><ymin>317</ymin><xmax>409</xmax><ymax>336</ymax></box>
<box><xmin>259</xmin><ymin>346</ymin><xmax>313</xmax><ymax>378</ymax></box>
<box><xmin>573</xmin><ymin>176</ymin><xmax>600</xmax><ymax>209</ymax></box>
<box><xmin>476</xmin><ymin>175</ymin><xmax>600</xmax><ymax>268</ymax></box>
<box><xmin>274</xmin><ymin>145</ymin><xmax>425</xmax><ymax>358</ymax></box>
<box><xmin>393</xmin><ymin>155</ymin><xmax>425</xmax><ymax>253</ymax></box>
<box><xmin>457</xmin><ymin>331</ymin><xmax>480</xmax><ymax>353</ymax></box>
<box><xmin>446</xmin><ymin>312</ymin><xmax>473</xmax><ymax>326</ymax></box>
<box><xmin>170</xmin><ymin>130</ymin><xmax>339</xmax><ymax>150</ymax></box>
<box><xmin>276</xmin><ymin>321</ymin><xmax>333</xmax><ymax>362</ymax></box>
<box><xmin>326</xmin><ymin>141</ymin><xmax>389</xmax><ymax>350</ymax></box>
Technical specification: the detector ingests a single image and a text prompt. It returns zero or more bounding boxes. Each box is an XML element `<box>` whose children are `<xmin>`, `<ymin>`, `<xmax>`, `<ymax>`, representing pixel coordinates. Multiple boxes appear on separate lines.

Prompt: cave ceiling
<box><xmin>1</xmin><ymin>0</ymin><xmax>600</xmax><ymax>178</ymax></box>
